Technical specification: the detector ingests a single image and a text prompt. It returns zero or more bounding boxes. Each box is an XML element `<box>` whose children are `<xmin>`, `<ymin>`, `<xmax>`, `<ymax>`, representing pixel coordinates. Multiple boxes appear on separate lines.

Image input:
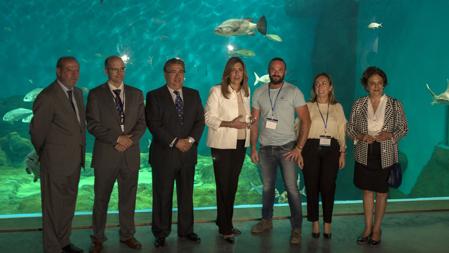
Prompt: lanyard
<box><xmin>268</xmin><ymin>83</ymin><xmax>284</xmax><ymax>117</ymax></box>
<box><xmin>316</xmin><ymin>102</ymin><xmax>329</xmax><ymax>133</ymax></box>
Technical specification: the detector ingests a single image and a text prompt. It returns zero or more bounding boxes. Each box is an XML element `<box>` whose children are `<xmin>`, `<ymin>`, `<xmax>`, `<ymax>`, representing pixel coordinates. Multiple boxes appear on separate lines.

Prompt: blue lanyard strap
<box><xmin>316</xmin><ymin>102</ymin><xmax>329</xmax><ymax>131</ymax></box>
<box><xmin>268</xmin><ymin>83</ymin><xmax>284</xmax><ymax>117</ymax></box>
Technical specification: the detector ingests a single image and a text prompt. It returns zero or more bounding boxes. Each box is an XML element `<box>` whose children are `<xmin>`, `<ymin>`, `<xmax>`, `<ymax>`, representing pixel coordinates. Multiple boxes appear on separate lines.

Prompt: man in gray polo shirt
<box><xmin>250</xmin><ymin>57</ymin><xmax>311</xmax><ymax>244</ymax></box>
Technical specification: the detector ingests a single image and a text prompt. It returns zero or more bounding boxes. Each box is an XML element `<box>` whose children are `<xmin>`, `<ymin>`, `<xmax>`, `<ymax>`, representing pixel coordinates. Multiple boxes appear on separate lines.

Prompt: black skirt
<box><xmin>353</xmin><ymin>142</ymin><xmax>392</xmax><ymax>193</ymax></box>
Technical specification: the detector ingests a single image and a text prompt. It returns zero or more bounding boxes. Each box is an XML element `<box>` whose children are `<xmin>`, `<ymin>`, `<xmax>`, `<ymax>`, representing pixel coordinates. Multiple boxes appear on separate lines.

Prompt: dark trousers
<box><xmin>151</xmin><ymin>162</ymin><xmax>195</xmax><ymax>238</ymax></box>
<box><xmin>40</xmin><ymin>167</ymin><xmax>80</xmax><ymax>253</ymax></box>
<box><xmin>302</xmin><ymin>138</ymin><xmax>340</xmax><ymax>223</ymax></box>
<box><xmin>211</xmin><ymin>140</ymin><xmax>246</xmax><ymax>235</ymax></box>
<box><xmin>91</xmin><ymin>159</ymin><xmax>139</xmax><ymax>242</ymax></box>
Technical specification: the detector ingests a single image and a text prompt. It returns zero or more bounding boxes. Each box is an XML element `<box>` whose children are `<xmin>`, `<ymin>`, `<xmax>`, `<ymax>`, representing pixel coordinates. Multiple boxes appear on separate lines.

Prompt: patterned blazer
<box><xmin>346</xmin><ymin>95</ymin><xmax>408</xmax><ymax>168</ymax></box>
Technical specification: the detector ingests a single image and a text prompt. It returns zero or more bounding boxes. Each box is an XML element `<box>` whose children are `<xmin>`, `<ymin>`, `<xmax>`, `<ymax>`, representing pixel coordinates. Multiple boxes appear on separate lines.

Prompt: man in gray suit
<box><xmin>86</xmin><ymin>56</ymin><xmax>146</xmax><ymax>253</ymax></box>
<box><xmin>30</xmin><ymin>56</ymin><xmax>85</xmax><ymax>253</ymax></box>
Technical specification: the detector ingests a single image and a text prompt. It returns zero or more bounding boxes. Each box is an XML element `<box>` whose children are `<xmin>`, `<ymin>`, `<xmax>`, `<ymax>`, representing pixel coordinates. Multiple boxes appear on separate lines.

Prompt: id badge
<box><xmin>265</xmin><ymin>118</ymin><xmax>278</xmax><ymax>129</ymax></box>
<box><xmin>319</xmin><ymin>135</ymin><xmax>331</xmax><ymax>146</ymax></box>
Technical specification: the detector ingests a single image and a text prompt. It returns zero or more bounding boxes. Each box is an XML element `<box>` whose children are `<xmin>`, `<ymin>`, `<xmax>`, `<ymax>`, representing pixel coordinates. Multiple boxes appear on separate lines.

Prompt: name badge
<box><xmin>265</xmin><ymin>118</ymin><xmax>278</xmax><ymax>129</ymax></box>
<box><xmin>319</xmin><ymin>135</ymin><xmax>331</xmax><ymax>146</ymax></box>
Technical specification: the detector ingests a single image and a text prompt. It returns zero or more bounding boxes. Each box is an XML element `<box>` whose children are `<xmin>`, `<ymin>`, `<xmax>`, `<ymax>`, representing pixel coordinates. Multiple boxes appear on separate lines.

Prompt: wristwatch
<box><xmin>188</xmin><ymin>137</ymin><xmax>195</xmax><ymax>144</ymax></box>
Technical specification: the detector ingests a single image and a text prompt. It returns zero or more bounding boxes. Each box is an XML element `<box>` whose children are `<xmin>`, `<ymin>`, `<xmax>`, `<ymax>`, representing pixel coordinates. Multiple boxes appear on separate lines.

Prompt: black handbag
<box><xmin>388</xmin><ymin>163</ymin><xmax>402</xmax><ymax>188</ymax></box>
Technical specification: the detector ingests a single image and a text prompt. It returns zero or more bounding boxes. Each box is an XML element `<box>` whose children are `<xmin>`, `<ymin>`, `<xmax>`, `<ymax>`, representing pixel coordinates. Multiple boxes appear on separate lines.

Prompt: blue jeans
<box><xmin>259</xmin><ymin>141</ymin><xmax>302</xmax><ymax>229</ymax></box>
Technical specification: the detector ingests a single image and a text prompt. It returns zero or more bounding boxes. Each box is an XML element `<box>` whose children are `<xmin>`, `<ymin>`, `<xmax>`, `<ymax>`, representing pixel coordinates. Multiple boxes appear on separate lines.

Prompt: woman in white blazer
<box><xmin>205</xmin><ymin>57</ymin><xmax>251</xmax><ymax>244</ymax></box>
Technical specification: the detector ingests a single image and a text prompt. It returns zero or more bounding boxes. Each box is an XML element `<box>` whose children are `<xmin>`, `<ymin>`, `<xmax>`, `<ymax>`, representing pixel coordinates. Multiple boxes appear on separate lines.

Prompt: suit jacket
<box><xmin>205</xmin><ymin>85</ymin><xmax>251</xmax><ymax>149</ymax></box>
<box><xmin>30</xmin><ymin>81</ymin><xmax>86</xmax><ymax>176</ymax></box>
<box><xmin>86</xmin><ymin>83</ymin><xmax>146</xmax><ymax>170</ymax></box>
<box><xmin>145</xmin><ymin>85</ymin><xmax>205</xmax><ymax>169</ymax></box>
<box><xmin>346</xmin><ymin>95</ymin><xmax>408</xmax><ymax>168</ymax></box>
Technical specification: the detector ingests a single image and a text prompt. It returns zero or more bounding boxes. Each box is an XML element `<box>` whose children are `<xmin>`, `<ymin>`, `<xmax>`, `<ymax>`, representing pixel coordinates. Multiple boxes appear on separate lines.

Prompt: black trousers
<box><xmin>302</xmin><ymin>138</ymin><xmax>340</xmax><ymax>223</ymax></box>
<box><xmin>211</xmin><ymin>140</ymin><xmax>246</xmax><ymax>235</ymax></box>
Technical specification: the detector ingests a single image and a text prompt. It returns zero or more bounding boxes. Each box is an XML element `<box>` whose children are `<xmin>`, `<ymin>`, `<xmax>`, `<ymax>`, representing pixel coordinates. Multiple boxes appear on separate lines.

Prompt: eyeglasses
<box><xmin>108</xmin><ymin>67</ymin><xmax>126</xmax><ymax>73</ymax></box>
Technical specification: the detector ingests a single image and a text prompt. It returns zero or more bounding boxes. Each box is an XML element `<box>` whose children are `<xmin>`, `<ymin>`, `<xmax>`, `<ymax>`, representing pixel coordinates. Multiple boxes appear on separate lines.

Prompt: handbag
<box><xmin>387</xmin><ymin>163</ymin><xmax>402</xmax><ymax>188</ymax></box>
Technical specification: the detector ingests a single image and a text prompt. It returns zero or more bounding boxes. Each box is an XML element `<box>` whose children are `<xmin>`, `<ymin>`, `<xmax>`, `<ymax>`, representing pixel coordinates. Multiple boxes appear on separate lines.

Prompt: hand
<box><xmin>250</xmin><ymin>148</ymin><xmax>259</xmax><ymax>163</ymax></box>
<box><xmin>175</xmin><ymin>138</ymin><xmax>192</xmax><ymax>152</ymax></box>
<box><xmin>117</xmin><ymin>135</ymin><xmax>133</xmax><ymax>149</ymax></box>
<box><xmin>339</xmin><ymin>153</ymin><xmax>345</xmax><ymax>169</ymax></box>
<box><xmin>231</xmin><ymin>115</ymin><xmax>248</xmax><ymax>129</ymax></box>
<box><xmin>297</xmin><ymin>152</ymin><xmax>304</xmax><ymax>169</ymax></box>
<box><xmin>283</xmin><ymin>147</ymin><xmax>300</xmax><ymax>162</ymax></box>
<box><xmin>114</xmin><ymin>143</ymin><xmax>127</xmax><ymax>152</ymax></box>
<box><xmin>359</xmin><ymin>134</ymin><xmax>376</xmax><ymax>144</ymax></box>
<box><xmin>375</xmin><ymin>131</ymin><xmax>393</xmax><ymax>142</ymax></box>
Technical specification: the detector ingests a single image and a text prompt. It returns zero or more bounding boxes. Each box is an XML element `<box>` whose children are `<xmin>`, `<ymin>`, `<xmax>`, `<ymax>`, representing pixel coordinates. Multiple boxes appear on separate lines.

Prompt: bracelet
<box><xmin>295</xmin><ymin>146</ymin><xmax>303</xmax><ymax>151</ymax></box>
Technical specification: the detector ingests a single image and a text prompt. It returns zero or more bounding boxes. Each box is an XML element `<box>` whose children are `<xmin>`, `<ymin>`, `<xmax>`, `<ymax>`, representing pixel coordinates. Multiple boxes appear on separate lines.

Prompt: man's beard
<box><xmin>269</xmin><ymin>74</ymin><xmax>284</xmax><ymax>84</ymax></box>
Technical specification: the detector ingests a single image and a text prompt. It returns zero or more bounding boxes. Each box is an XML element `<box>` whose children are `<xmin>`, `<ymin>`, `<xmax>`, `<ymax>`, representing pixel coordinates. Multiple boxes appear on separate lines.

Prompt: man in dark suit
<box><xmin>86</xmin><ymin>56</ymin><xmax>146</xmax><ymax>253</ymax></box>
<box><xmin>146</xmin><ymin>58</ymin><xmax>205</xmax><ymax>248</ymax></box>
<box><xmin>30</xmin><ymin>56</ymin><xmax>85</xmax><ymax>253</ymax></box>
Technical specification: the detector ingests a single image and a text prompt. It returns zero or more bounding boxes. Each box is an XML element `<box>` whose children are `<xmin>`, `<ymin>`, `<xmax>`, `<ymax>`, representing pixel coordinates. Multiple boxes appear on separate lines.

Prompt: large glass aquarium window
<box><xmin>1</xmin><ymin>0</ymin><xmax>448</xmax><ymax>216</ymax></box>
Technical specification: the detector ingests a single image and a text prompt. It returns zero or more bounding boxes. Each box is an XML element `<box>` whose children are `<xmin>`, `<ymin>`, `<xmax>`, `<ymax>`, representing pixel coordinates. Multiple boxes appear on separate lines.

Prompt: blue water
<box><xmin>1</xmin><ymin>0</ymin><xmax>449</xmax><ymax>215</ymax></box>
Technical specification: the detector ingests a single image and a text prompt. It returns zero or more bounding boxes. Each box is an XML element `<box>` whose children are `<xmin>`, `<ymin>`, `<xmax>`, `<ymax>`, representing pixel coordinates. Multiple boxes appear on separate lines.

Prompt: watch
<box><xmin>188</xmin><ymin>137</ymin><xmax>195</xmax><ymax>144</ymax></box>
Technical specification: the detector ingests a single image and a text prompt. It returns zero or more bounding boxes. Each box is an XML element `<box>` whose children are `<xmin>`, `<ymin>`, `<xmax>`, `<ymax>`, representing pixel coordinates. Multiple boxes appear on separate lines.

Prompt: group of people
<box><xmin>29</xmin><ymin>55</ymin><xmax>407</xmax><ymax>253</ymax></box>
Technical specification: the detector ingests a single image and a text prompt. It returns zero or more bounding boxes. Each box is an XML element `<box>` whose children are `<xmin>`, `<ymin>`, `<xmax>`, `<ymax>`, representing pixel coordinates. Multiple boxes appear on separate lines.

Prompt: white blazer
<box><xmin>205</xmin><ymin>85</ymin><xmax>251</xmax><ymax>149</ymax></box>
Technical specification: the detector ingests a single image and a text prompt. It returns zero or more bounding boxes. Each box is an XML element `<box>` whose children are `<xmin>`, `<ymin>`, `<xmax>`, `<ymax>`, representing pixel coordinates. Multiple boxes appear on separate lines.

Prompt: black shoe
<box><xmin>357</xmin><ymin>235</ymin><xmax>370</xmax><ymax>245</ymax></box>
<box><xmin>323</xmin><ymin>233</ymin><xmax>332</xmax><ymax>239</ymax></box>
<box><xmin>232</xmin><ymin>228</ymin><xmax>242</xmax><ymax>235</ymax></box>
<box><xmin>62</xmin><ymin>243</ymin><xmax>84</xmax><ymax>253</ymax></box>
<box><xmin>369</xmin><ymin>238</ymin><xmax>381</xmax><ymax>247</ymax></box>
<box><xmin>312</xmin><ymin>232</ymin><xmax>320</xmax><ymax>238</ymax></box>
<box><xmin>223</xmin><ymin>235</ymin><xmax>235</xmax><ymax>244</ymax></box>
<box><xmin>154</xmin><ymin>237</ymin><xmax>166</xmax><ymax>248</ymax></box>
<box><xmin>180</xmin><ymin>233</ymin><xmax>201</xmax><ymax>243</ymax></box>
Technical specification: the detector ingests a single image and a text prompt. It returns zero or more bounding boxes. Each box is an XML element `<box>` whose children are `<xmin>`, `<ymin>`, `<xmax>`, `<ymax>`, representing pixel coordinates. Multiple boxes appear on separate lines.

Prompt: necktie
<box><xmin>67</xmin><ymin>90</ymin><xmax>76</xmax><ymax>112</ymax></box>
<box><xmin>113</xmin><ymin>89</ymin><xmax>125</xmax><ymax>125</ymax></box>
<box><xmin>173</xmin><ymin>90</ymin><xmax>184</xmax><ymax>124</ymax></box>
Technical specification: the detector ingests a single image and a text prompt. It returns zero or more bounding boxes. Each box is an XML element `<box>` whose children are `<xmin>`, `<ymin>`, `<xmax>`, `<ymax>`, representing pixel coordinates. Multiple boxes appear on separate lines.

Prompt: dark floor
<box><xmin>1</xmin><ymin>210</ymin><xmax>448</xmax><ymax>253</ymax></box>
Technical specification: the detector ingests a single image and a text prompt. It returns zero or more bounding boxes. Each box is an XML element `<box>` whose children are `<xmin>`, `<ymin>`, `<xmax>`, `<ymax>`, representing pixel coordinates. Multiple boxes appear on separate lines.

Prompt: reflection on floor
<box><xmin>1</xmin><ymin>209</ymin><xmax>448</xmax><ymax>253</ymax></box>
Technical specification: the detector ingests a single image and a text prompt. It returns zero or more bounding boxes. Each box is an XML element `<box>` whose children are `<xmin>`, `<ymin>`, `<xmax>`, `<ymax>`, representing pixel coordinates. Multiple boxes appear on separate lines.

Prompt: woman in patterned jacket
<box><xmin>347</xmin><ymin>66</ymin><xmax>408</xmax><ymax>246</ymax></box>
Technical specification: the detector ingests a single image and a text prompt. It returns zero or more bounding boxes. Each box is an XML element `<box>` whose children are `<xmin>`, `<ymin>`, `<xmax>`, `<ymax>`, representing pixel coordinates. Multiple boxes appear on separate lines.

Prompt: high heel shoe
<box><xmin>369</xmin><ymin>230</ymin><xmax>382</xmax><ymax>247</ymax></box>
<box><xmin>312</xmin><ymin>232</ymin><xmax>320</xmax><ymax>238</ymax></box>
<box><xmin>356</xmin><ymin>232</ymin><xmax>371</xmax><ymax>245</ymax></box>
<box><xmin>323</xmin><ymin>233</ymin><xmax>332</xmax><ymax>239</ymax></box>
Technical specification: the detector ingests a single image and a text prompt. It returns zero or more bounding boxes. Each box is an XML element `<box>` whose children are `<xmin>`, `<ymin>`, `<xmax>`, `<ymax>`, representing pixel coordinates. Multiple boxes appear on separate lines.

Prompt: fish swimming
<box><xmin>228</xmin><ymin>48</ymin><xmax>256</xmax><ymax>58</ymax></box>
<box><xmin>426</xmin><ymin>80</ymin><xmax>449</xmax><ymax>105</ymax></box>
<box><xmin>25</xmin><ymin>151</ymin><xmax>40</xmax><ymax>182</ymax></box>
<box><xmin>265</xmin><ymin>34</ymin><xmax>283</xmax><ymax>42</ymax></box>
<box><xmin>23</xmin><ymin>88</ymin><xmax>43</xmax><ymax>102</ymax></box>
<box><xmin>22</xmin><ymin>114</ymin><xmax>33</xmax><ymax>123</ymax></box>
<box><xmin>215</xmin><ymin>16</ymin><xmax>267</xmax><ymax>36</ymax></box>
<box><xmin>368</xmin><ymin>22</ymin><xmax>382</xmax><ymax>29</ymax></box>
<box><xmin>2</xmin><ymin>108</ymin><xmax>33</xmax><ymax>122</ymax></box>
<box><xmin>253</xmin><ymin>72</ymin><xmax>270</xmax><ymax>86</ymax></box>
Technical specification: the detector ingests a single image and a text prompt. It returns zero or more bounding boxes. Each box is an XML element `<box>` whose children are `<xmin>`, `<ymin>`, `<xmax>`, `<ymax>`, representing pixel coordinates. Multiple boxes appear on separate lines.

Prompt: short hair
<box><xmin>163</xmin><ymin>57</ymin><xmax>185</xmax><ymax>73</ymax></box>
<box><xmin>56</xmin><ymin>56</ymin><xmax>78</xmax><ymax>68</ymax></box>
<box><xmin>268</xmin><ymin>57</ymin><xmax>287</xmax><ymax>72</ymax></box>
<box><xmin>104</xmin><ymin>55</ymin><xmax>122</xmax><ymax>68</ymax></box>
<box><xmin>361</xmin><ymin>66</ymin><xmax>388</xmax><ymax>88</ymax></box>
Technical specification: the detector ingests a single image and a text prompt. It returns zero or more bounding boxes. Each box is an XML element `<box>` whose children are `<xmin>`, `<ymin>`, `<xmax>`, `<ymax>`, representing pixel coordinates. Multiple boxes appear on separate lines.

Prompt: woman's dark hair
<box><xmin>220</xmin><ymin>56</ymin><xmax>249</xmax><ymax>99</ymax></box>
<box><xmin>310</xmin><ymin>72</ymin><xmax>338</xmax><ymax>104</ymax></box>
<box><xmin>361</xmin><ymin>66</ymin><xmax>388</xmax><ymax>89</ymax></box>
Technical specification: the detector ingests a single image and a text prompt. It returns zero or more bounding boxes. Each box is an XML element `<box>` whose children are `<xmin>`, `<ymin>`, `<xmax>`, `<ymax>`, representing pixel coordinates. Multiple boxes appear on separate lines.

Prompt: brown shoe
<box><xmin>251</xmin><ymin>219</ymin><xmax>273</xmax><ymax>234</ymax></box>
<box><xmin>120</xmin><ymin>237</ymin><xmax>142</xmax><ymax>249</ymax></box>
<box><xmin>290</xmin><ymin>228</ymin><xmax>301</xmax><ymax>245</ymax></box>
<box><xmin>89</xmin><ymin>240</ymin><xmax>103</xmax><ymax>253</ymax></box>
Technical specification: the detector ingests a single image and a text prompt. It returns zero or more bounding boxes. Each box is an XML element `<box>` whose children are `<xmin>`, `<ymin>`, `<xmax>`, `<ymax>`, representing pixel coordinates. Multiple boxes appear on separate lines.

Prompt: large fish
<box><xmin>253</xmin><ymin>72</ymin><xmax>270</xmax><ymax>86</ymax></box>
<box><xmin>215</xmin><ymin>16</ymin><xmax>267</xmax><ymax>36</ymax></box>
<box><xmin>23</xmin><ymin>88</ymin><xmax>43</xmax><ymax>102</ymax></box>
<box><xmin>2</xmin><ymin>108</ymin><xmax>33</xmax><ymax>122</ymax></box>
<box><xmin>426</xmin><ymin>80</ymin><xmax>449</xmax><ymax>105</ymax></box>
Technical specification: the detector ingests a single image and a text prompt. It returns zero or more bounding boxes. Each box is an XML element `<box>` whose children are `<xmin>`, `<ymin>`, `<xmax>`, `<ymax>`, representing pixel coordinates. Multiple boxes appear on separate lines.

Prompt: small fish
<box><xmin>253</xmin><ymin>72</ymin><xmax>270</xmax><ymax>86</ymax></box>
<box><xmin>25</xmin><ymin>151</ymin><xmax>40</xmax><ymax>182</ymax></box>
<box><xmin>215</xmin><ymin>16</ymin><xmax>267</xmax><ymax>36</ymax></box>
<box><xmin>229</xmin><ymin>49</ymin><xmax>256</xmax><ymax>58</ymax></box>
<box><xmin>23</xmin><ymin>88</ymin><xmax>43</xmax><ymax>102</ymax></box>
<box><xmin>368</xmin><ymin>22</ymin><xmax>382</xmax><ymax>29</ymax></box>
<box><xmin>265</xmin><ymin>33</ymin><xmax>282</xmax><ymax>42</ymax></box>
<box><xmin>2</xmin><ymin>108</ymin><xmax>33</xmax><ymax>122</ymax></box>
<box><xmin>426</xmin><ymin>80</ymin><xmax>449</xmax><ymax>105</ymax></box>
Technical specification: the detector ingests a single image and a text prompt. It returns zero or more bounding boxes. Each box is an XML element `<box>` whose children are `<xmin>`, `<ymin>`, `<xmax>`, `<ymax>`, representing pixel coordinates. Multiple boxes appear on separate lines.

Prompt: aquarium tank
<box><xmin>1</xmin><ymin>0</ymin><xmax>448</xmax><ymax>217</ymax></box>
